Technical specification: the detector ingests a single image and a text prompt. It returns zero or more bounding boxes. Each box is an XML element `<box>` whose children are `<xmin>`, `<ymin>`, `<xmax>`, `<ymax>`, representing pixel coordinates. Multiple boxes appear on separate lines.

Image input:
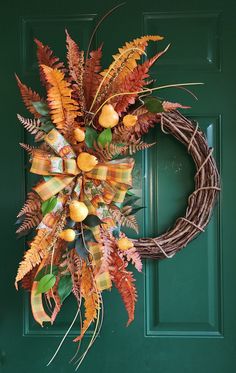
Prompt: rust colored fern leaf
<box><xmin>110</xmin><ymin>252</ymin><xmax>137</xmax><ymax>326</ymax></box>
<box><xmin>113</xmin><ymin>123</ymin><xmax>137</xmax><ymax>143</ymax></box>
<box><xmin>34</xmin><ymin>38</ymin><xmax>65</xmax><ymax>86</ymax></box>
<box><xmin>20</xmin><ymin>265</ymin><xmax>39</xmax><ymax>291</ymax></box>
<box><xmin>119</xmin><ymin>247</ymin><xmax>143</xmax><ymax>273</ymax></box>
<box><xmin>83</xmin><ymin>46</ymin><xmax>103</xmax><ymax>109</ymax></box>
<box><xmin>67</xmin><ymin>249</ymin><xmax>82</xmax><ymax>302</ymax></box>
<box><xmin>15</xmin><ymin>229</ymin><xmax>52</xmax><ymax>288</ymax></box>
<box><xmin>66</xmin><ymin>30</ymin><xmax>86</xmax><ymax>111</ymax></box>
<box><xmin>110</xmin><ymin>207</ymin><xmax>139</xmax><ymax>233</ymax></box>
<box><xmin>19</xmin><ymin>143</ymin><xmax>35</xmax><ymax>155</ymax></box>
<box><xmin>16</xmin><ymin>212</ymin><xmax>43</xmax><ymax>234</ymax></box>
<box><xmin>113</xmin><ymin>49</ymin><xmax>168</xmax><ymax>114</ymax></box>
<box><xmin>135</xmin><ymin>110</ymin><xmax>161</xmax><ymax>136</ymax></box>
<box><xmin>128</xmin><ymin>140</ymin><xmax>156</xmax><ymax>155</ymax></box>
<box><xmin>15</xmin><ymin>75</ymin><xmax>43</xmax><ymax>117</ymax></box>
<box><xmin>17</xmin><ymin>114</ymin><xmax>42</xmax><ymax>134</ymax></box>
<box><xmin>99</xmin><ymin>228</ymin><xmax>115</xmax><ymax>272</ymax></box>
<box><xmin>17</xmin><ymin>191</ymin><xmax>41</xmax><ymax>217</ymax></box>
<box><xmin>41</xmin><ymin>65</ymin><xmax>80</xmax><ymax>131</ymax></box>
<box><xmin>20</xmin><ymin>143</ymin><xmax>51</xmax><ymax>158</ymax></box>
<box><xmin>74</xmin><ymin>262</ymin><xmax>100</xmax><ymax>342</ymax></box>
<box><xmin>93</xmin><ymin>142</ymin><xmax>128</xmax><ymax>161</ymax></box>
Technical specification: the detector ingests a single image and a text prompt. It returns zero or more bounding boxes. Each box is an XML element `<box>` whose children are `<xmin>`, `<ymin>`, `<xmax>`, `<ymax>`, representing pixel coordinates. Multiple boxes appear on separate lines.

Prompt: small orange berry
<box><xmin>123</xmin><ymin>114</ymin><xmax>137</xmax><ymax>128</ymax></box>
<box><xmin>117</xmin><ymin>237</ymin><xmax>134</xmax><ymax>251</ymax></box>
<box><xmin>74</xmin><ymin>128</ymin><xmax>85</xmax><ymax>142</ymax></box>
<box><xmin>59</xmin><ymin>229</ymin><xmax>76</xmax><ymax>242</ymax></box>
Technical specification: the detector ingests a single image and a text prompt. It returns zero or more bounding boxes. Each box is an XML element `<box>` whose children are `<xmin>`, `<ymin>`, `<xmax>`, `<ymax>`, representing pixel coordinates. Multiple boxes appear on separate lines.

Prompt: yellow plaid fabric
<box><xmin>30</xmin><ymin>155</ymin><xmax>51</xmax><ymax>176</ymax></box>
<box><xmin>30</xmin><ymin>155</ymin><xmax>79</xmax><ymax>176</ymax></box>
<box><xmin>31</xmin><ymin>260</ymin><xmax>51</xmax><ymax>326</ymax></box>
<box><xmin>95</xmin><ymin>271</ymin><xmax>112</xmax><ymax>291</ymax></box>
<box><xmin>87</xmin><ymin>226</ymin><xmax>112</xmax><ymax>291</ymax></box>
<box><xmin>89</xmin><ymin>242</ymin><xmax>103</xmax><ymax>267</ymax></box>
<box><xmin>86</xmin><ymin>158</ymin><xmax>134</xmax><ymax>186</ymax></box>
<box><xmin>31</xmin><ymin>154</ymin><xmax>134</xmax><ymax>203</ymax></box>
<box><xmin>85</xmin><ymin>158</ymin><xmax>135</xmax><ymax>205</ymax></box>
<box><xmin>34</xmin><ymin>176</ymin><xmax>74</xmax><ymax>201</ymax></box>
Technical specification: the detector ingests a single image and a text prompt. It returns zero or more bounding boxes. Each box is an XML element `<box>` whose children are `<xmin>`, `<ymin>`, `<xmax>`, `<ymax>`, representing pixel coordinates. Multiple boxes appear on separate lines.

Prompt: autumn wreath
<box><xmin>14</xmin><ymin>21</ymin><xmax>219</xmax><ymax>370</ymax></box>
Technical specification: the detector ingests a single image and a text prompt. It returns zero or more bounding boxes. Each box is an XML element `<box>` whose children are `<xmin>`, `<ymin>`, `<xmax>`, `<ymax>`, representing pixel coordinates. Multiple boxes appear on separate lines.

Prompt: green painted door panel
<box><xmin>1</xmin><ymin>0</ymin><xmax>235</xmax><ymax>372</ymax></box>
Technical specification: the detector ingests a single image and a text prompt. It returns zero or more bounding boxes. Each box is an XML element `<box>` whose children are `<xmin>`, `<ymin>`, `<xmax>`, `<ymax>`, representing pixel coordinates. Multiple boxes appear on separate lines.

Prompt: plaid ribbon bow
<box><xmin>29</xmin><ymin>130</ymin><xmax>135</xmax><ymax>296</ymax></box>
<box><xmin>31</xmin><ymin>154</ymin><xmax>135</xmax><ymax>204</ymax></box>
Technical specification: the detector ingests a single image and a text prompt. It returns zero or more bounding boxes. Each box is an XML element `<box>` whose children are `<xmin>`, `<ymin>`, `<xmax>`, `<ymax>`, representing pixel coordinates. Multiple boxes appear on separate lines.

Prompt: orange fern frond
<box><xmin>73</xmin><ymin>262</ymin><xmax>100</xmax><ymax>342</ymax></box>
<box><xmin>59</xmin><ymin>113</ymin><xmax>80</xmax><ymax>144</ymax></box>
<box><xmin>66</xmin><ymin>30</ymin><xmax>86</xmax><ymax>111</ymax></box>
<box><xmin>17</xmin><ymin>192</ymin><xmax>41</xmax><ymax>217</ymax></box>
<box><xmin>110</xmin><ymin>252</ymin><xmax>137</xmax><ymax>325</ymax></box>
<box><xmin>15</xmin><ymin>75</ymin><xmax>43</xmax><ymax>117</ymax></box>
<box><xmin>100</xmin><ymin>35</ymin><xmax>163</xmax><ymax>84</ymax></box>
<box><xmin>34</xmin><ymin>38</ymin><xmax>65</xmax><ymax>86</ymax></box>
<box><xmin>83</xmin><ymin>46</ymin><xmax>103</xmax><ymax>109</ymax></box>
<box><xmin>41</xmin><ymin>65</ymin><xmax>80</xmax><ymax>131</ymax></box>
<box><xmin>15</xmin><ymin>229</ymin><xmax>52</xmax><ymax>288</ymax></box>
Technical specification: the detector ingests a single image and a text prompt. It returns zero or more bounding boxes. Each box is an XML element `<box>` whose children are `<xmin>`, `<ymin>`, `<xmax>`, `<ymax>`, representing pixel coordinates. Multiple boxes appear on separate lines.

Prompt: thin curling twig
<box><xmin>86</xmin><ymin>2</ymin><xmax>126</xmax><ymax>60</ymax></box>
<box><xmin>88</xmin><ymin>82</ymin><xmax>204</xmax><ymax>124</ymax></box>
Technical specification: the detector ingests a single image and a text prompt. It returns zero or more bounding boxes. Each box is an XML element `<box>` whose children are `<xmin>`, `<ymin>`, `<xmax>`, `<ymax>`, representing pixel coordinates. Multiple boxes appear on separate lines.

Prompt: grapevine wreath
<box><xmin>15</xmin><ymin>15</ymin><xmax>220</xmax><ymax>370</ymax></box>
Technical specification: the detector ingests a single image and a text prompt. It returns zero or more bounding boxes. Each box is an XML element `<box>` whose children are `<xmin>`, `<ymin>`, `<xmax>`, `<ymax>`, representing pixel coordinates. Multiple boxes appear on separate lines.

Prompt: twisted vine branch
<box><xmin>134</xmin><ymin>111</ymin><xmax>220</xmax><ymax>259</ymax></box>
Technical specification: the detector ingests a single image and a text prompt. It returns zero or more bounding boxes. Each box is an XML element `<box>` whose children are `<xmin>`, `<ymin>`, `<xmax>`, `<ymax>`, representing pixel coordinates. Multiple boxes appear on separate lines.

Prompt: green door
<box><xmin>1</xmin><ymin>0</ymin><xmax>235</xmax><ymax>372</ymax></box>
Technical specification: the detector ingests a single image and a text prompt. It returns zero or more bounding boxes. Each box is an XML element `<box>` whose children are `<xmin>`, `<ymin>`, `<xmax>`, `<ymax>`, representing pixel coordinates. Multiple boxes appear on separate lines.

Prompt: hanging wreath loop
<box><xmin>134</xmin><ymin>110</ymin><xmax>220</xmax><ymax>259</ymax></box>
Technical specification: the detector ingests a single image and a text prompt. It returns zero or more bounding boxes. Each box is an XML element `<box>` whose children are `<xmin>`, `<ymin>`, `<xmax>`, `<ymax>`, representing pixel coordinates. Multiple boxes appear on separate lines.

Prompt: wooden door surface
<box><xmin>1</xmin><ymin>0</ymin><xmax>235</xmax><ymax>372</ymax></box>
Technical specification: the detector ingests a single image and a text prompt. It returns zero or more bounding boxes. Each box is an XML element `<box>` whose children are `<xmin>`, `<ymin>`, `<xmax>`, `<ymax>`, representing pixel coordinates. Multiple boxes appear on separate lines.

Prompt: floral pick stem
<box><xmin>86</xmin><ymin>2</ymin><xmax>126</xmax><ymax>60</ymax></box>
<box><xmin>88</xmin><ymin>82</ymin><xmax>204</xmax><ymax>125</ymax></box>
<box><xmin>47</xmin><ymin>304</ymin><xmax>81</xmax><ymax>366</ymax></box>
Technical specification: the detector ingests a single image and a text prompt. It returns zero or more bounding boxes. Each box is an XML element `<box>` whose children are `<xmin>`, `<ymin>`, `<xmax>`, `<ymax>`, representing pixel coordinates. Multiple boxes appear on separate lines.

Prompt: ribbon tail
<box><xmin>31</xmin><ymin>284</ymin><xmax>51</xmax><ymax>327</ymax></box>
<box><xmin>30</xmin><ymin>259</ymin><xmax>51</xmax><ymax>327</ymax></box>
<box><xmin>88</xmin><ymin>236</ymin><xmax>112</xmax><ymax>292</ymax></box>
